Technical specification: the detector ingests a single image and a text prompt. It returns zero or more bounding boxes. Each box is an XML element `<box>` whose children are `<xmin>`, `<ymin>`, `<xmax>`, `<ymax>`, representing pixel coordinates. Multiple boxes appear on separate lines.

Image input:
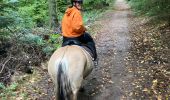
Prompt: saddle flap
<box><xmin>82</xmin><ymin>46</ymin><xmax>94</xmax><ymax>59</ymax></box>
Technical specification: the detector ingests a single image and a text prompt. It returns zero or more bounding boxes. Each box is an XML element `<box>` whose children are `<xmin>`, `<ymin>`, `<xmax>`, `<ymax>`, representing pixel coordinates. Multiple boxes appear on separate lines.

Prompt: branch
<box><xmin>0</xmin><ymin>55</ymin><xmax>12</xmax><ymax>74</ymax></box>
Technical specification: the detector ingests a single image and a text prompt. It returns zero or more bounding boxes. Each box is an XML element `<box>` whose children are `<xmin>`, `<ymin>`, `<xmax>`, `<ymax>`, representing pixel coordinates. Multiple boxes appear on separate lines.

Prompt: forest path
<box><xmin>78</xmin><ymin>0</ymin><xmax>133</xmax><ymax>99</ymax></box>
<box><xmin>18</xmin><ymin>0</ymin><xmax>134</xmax><ymax>99</ymax></box>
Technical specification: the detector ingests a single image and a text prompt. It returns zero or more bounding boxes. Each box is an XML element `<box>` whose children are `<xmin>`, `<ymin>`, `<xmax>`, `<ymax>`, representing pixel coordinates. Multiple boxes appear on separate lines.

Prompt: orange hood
<box><xmin>61</xmin><ymin>6</ymin><xmax>86</xmax><ymax>38</ymax></box>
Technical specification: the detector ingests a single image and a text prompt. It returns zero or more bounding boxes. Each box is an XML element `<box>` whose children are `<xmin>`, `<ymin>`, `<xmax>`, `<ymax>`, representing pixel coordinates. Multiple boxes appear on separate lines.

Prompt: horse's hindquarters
<box><xmin>80</xmin><ymin>47</ymin><xmax>94</xmax><ymax>78</ymax></box>
<box><xmin>48</xmin><ymin>45</ymin><xmax>93</xmax><ymax>100</ymax></box>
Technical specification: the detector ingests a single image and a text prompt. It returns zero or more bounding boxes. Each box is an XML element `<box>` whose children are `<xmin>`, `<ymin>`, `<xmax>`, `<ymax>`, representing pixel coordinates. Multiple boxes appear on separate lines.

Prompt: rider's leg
<box><xmin>79</xmin><ymin>33</ymin><xmax>97</xmax><ymax>60</ymax></box>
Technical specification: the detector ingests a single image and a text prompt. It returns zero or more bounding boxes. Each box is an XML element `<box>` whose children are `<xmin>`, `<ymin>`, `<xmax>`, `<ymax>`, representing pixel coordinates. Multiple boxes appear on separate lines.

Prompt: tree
<box><xmin>48</xmin><ymin>0</ymin><xmax>59</xmax><ymax>30</ymax></box>
<box><xmin>0</xmin><ymin>1</ymin><xmax>15</xmax><ymax>29</ymax></box>
<box><xmin>0</xmin><ymin>0</ymin><xmax>16</xmax><ymax>40</ymax></box>
<box><xmin>128</xmin><ymin>0</ymin><xmax>170</xmax><ymax>23</ymax></box>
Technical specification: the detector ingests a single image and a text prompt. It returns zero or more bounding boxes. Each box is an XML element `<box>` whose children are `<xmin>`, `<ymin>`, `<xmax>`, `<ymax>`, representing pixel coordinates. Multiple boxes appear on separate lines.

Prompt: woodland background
<box><xmin>0</xmin><ymin>0</ymin><xmax>170</xmax><ymax>99</ymax></box>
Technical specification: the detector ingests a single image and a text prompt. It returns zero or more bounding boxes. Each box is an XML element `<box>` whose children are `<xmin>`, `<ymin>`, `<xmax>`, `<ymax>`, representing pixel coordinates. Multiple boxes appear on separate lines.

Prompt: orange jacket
<box><xmin>61</xmin><ymin>6</ymin><xmax>86</xmax><ymax>38</ymax></box>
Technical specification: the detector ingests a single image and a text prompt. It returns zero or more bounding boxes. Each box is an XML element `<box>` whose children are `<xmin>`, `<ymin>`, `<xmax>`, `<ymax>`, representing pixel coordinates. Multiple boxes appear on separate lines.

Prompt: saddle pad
<box><xmin>81</xmin><ymin>46</ymin><xmax>94</xmax><ymax>59</ymax></box>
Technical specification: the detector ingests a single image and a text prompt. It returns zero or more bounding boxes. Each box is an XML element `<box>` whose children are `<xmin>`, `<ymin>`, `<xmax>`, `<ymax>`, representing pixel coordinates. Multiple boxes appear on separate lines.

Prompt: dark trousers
<box><xmin>62</xmin><ymin>32</ymin><xmax>97</xmax><ymax>60</ymax></box>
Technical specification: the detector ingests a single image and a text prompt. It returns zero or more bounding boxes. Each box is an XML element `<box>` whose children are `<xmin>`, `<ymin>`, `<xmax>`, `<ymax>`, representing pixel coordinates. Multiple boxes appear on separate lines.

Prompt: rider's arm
<box><xmin>72</xmin><ymin>11</ymin><xmax>86</xmax><ymax>34</ymax></box>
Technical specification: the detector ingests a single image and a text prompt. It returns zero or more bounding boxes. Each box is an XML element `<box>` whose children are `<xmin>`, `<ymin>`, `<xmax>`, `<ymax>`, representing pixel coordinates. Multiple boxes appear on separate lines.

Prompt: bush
<box><xmin>0</xmin><ymin>82</ymin><xmax>18</xmax><ymax>99</ymax></box>
<box><xmin>128</xmin><ymin>0</ymin><xmax>170</xmax><ymax>23</ymax></box>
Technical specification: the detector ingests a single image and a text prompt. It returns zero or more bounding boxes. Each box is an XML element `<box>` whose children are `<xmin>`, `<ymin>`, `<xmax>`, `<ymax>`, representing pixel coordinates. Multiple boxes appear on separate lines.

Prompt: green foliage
<box><xmin>0</xmin><ymin>82</ymin><xmax>5</xmax><ymax>90</ymax></box>
<box><xmin>0</xmin><ymin>0</ymin><xmax>18</xmax><ymax>28</ymax></box>
<box><xmin>42</xmin><ymin>34</ymin><xmax>61</xmax><ymax>55</ymax></box>
<box><xmin>57</xmin><ymin>0</ymin><xmax>69</xmax><ymax>13</ymax></box>
<box><xmin>83</xmin><ymin>0</ymin><xmax>113</xmax><ymax>9</ymax></box>
<box><xmin>0</xmin><ymin>82</ymin><xmax>27</xmax><ymax>99</ymax></box>
<box><xmin>0</xmin><ymin>82</ymin><xmax>18</xmax><ymax>99</ymax></box>
<box><xmin>0</xmin><ymin>16</ymin><xmax>14</xmax><ymax>28</ymax></box>
<box><xmin>83</xmin><ymin>9</ymin><xmax>104</xmax><ymax>24</ymax></box>
<box><xmin>18</xmin><ymin>5</ymin><xmax>35</xmax><ymax>28</ymax></box>
<box><xmin>0</xmin><ymin>0</ymin><xmax>18</xmax><ymax>40</ymax></box>
<box><xmin>0</xmin><ymin>1</ymin><xmax>113</xmax><ymax>92</ymax></box>
<box><xmin>19</xmin><ymin>33</ymin><xmax>44</xmax><ymax>45</ymax></box>
<box><xmin>18</xmin><ymin>32</ymin><xmax>61</xmax><ymax>56</ymax></box>
<box><xmin>1</xmin><ymin>0</ymin><xmax>114</xmax><ymax>30</ymax></box>
<box><xmin>0</xmin><ymin>0</ymin><xmax>114</xmax><ymax>56</ymax></box>
<box><xmin>18</xmin><ymin>0</ymin><xmax>48</xmax><ymax>28</ymax></box>
<box><xmin>48</xmin><ymin>34</ymin><xmax>61</xmax><ymax>44</ymax></box>
<box><xmin>128</xmin><ymin>0</ymin><xmax>170</xmax><ymax>23</ymax></box>
<box><xmin>42</xmin><ymin>46</ymin><xmax>54</xmax><ymax>55</ymax></box>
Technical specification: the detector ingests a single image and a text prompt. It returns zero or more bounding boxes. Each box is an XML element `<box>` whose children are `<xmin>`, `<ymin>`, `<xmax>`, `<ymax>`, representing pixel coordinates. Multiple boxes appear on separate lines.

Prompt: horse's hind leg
<box><xmin>73</xmin><ymin>94</ymin><xmax>77</xmax><ymax>100</ymax></box>
<box><xmin>72</xmin><ymin>89</ymin><xmax>79</xmax><ymax>100</ymax></box>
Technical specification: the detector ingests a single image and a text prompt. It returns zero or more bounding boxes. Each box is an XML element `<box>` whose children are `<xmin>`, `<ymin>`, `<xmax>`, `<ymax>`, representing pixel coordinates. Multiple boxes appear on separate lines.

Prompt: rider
<box><xmin>61</xmin><ymin>0</ymin><xmax>98</xmax><ymax>62</ymax></box>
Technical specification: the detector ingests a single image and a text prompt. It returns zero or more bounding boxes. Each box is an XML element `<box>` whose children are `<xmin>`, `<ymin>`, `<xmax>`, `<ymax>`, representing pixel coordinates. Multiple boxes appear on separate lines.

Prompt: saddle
<box><xmin>62</xmin><ymin>40</ymin><xmax>94</xmax><ymax>59</ymax></box>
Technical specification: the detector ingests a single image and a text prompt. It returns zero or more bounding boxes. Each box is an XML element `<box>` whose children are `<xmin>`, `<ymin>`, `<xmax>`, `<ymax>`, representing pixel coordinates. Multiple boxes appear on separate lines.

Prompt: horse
<box><xmin>48</xmin><ymin>45</ymin><xmax>94</xmax><ymax>100</ymax></box>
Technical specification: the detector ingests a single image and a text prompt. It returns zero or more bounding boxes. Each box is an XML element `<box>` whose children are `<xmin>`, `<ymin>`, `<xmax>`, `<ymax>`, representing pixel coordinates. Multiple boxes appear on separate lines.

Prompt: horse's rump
<box><xmin>48</xmin><ymin>45</ymin><xmax>94</xmax><ymax>100</ymax></box>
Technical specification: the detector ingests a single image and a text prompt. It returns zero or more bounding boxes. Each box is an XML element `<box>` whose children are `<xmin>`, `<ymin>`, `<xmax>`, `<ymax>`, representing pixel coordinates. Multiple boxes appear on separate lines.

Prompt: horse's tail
<box><xmin>57</xmin><ymin>63</ymin><xmax>73</xmax><ymax>100</ymax></box>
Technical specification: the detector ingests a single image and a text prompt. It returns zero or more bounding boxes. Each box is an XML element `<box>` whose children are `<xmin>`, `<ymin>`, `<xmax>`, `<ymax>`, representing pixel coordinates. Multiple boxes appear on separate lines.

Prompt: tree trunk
<box><xmin>49</xmin><ymin>0</ymin><xmax>59</xmax><ymax>30</ymax></box>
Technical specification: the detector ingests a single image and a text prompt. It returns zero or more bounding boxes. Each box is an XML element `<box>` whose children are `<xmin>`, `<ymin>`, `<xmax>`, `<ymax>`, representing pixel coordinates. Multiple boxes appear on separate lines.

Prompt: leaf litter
<box><xmin>125</xmin><ymin>16</ymin><xmax>170</xmax><ymax>99</ymax></box>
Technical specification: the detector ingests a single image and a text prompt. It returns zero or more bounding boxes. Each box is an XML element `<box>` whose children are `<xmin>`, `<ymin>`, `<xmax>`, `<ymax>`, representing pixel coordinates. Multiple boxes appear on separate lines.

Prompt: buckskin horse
<box><xmin>48</xmin><ymin>44</ymin><xmax>94</xmax><ymax>100</ymax></box>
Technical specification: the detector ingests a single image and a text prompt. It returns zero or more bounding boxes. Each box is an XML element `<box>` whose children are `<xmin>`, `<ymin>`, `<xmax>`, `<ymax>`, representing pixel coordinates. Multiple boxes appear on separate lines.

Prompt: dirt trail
<box><xmin>79</xmin><ymin>0</ymin><xmax>133</xmax><ymax>100</ymax></box>
<box><xmin>19</xmin><ymin>0</ymin><xmax>133</xmax><ymax>99</ymax></box>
